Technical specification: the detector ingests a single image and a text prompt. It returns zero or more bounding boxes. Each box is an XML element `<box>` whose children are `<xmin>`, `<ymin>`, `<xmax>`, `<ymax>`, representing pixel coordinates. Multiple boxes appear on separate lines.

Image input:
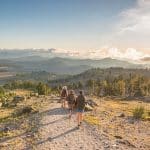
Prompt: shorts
<box><xmin>77</xmin><ymin>109</ymin><xmax>84</xmax><ymax>113</ymax></box>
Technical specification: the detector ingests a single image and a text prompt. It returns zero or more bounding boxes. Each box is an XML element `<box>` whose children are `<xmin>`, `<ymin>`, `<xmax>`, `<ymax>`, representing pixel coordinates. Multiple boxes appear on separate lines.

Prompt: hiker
<box><xmin>66</xmin><ymin>90</ymin><xmax>76</xmax><ymax>119</ymax></box>
<box><xmin>60</xmin><ymin>86</ymin><xmax>68</xmax><ymax>108</ymax></box>
<box><xmin>76</xmin><ymin>90</ymin><xmax>85</xmax><ymax>128</ymax></box>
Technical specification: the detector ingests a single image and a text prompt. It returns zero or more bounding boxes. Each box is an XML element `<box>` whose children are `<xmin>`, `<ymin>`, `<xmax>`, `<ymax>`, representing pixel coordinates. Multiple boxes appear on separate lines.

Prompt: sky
<box><xmin>0</xmin><ymin>0</ymin><xmax>150</xmax><ymax>61</ymax></box>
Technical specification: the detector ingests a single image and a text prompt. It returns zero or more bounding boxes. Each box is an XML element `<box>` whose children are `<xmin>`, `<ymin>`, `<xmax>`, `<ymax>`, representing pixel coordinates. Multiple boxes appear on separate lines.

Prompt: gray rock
<box><xmin>114</xmin><ymin>135</ymin><xmax>123</xmax><ymax>139</ymax></box>
<box><xmin>13</xmin><ymin>96</ymin><xmax>25</xmax><ymax>103</ymax></box>
<box><xmin>117</xmin><ymin>113</ymin><xmax>125</xmax><ymax>117</ymax></box>
<box><xmin>3</xmin><ymin>127</ymin><xmax>11</xmax><ymax>132</ymax></box>
<box><xmin>116</xmin><ymin>139</ymin><xmax>136</xmax><ymax>148</ymax></box>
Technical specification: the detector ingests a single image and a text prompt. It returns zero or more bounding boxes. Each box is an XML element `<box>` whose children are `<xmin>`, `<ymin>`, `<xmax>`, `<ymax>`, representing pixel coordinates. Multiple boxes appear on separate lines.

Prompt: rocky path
<box><xmin>36</xmin><ymin>102</ymin><xmax>110</xmax><ymax>150</ymax></box>
<box><xmin>0</xmin><ymin>98</ymin><xmax>148</xmax><ymax>150</ymax></box>
<box><xmin>32</xmin><ymin>102</ymin><xmax>139</xmax><ymax>150</ymax></box>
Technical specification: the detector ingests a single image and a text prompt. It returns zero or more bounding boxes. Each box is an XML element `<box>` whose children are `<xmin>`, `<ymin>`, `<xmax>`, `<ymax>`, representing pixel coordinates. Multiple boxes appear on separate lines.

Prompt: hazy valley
<box><xmin>0</xmin><ymin>50</ymin><xmax>150</xmax><ymax>150</ymax></box>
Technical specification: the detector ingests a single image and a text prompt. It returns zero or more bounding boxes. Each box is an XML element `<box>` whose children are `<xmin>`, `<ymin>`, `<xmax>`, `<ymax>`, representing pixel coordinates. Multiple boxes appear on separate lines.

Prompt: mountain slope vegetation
<box><xmin>0</xmin><ymin>57</ymin><xmax>146</xmax><ymax>75</ymax></box>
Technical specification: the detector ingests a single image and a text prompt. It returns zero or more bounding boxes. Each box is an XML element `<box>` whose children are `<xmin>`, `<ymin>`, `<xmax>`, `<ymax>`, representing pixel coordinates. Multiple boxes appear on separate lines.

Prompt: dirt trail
<box><xmin>35</xmin><ymin>102</ymin><xmax>137</xmax><ymax>150</ymax></box>
<box><xmin>0</xmin><ymin>100</ymin><xmax>140</xmax><ymax>150</ymax></box>
<box><xmin>36</xmin><ymin>103</ymin><xmax>104</xmax><ymax>150</ymax></box>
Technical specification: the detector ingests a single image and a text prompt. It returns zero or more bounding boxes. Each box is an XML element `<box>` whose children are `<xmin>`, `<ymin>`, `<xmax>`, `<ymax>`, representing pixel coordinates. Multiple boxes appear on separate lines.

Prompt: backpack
<box><xmin>77</xmin><ymin>95</ymin><xmax>85</xmax><ymax>109</ymax></box>
<box><xmin>67</xmin><ymin>94</ymin><xmax>76</xmax><ymax>104</ymax></box>
<box><xmin>61</xmin><ymin>89</ymin><xmax>67</xmax><ymax>97</ymax></box>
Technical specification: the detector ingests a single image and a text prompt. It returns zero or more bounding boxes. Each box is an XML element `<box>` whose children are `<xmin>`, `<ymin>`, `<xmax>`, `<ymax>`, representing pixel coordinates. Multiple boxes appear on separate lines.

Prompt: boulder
<box><xmin>84</xmin><ymin>99</ymin><xmax>98</xmax><ymax>111</ymax></box>
<box><xmin>114</xmin><ymin>135</ymin><xmax>123</xmax><ymax>139</ymax></box>
<box><xmin>117</xmin><ymin>113</ymin><xmax>125</xmax><ymax>117</ymax></box>
<box><xmin>14</xmin><ymin>106</ymin><xmax>34</xmax><ymax>116</ymax></box>
<box><xmin>3</xmin><ymin>127</ymin><xmax>11</xmax><ymax>132</ymax></box>
<box><xmin>86</xmin><ymin>99</ymin><xmax>98</xmax><ymax>107</ymax></box>
<box><xmin>85</xmin><ymin>103</ymin><xmax>93</xmax><ymax>111</ymax></box>
<box><xmin>13</xmin><ymin>96</ymin><xmax>25</xmax><ymax>103</ymax></box>
<box><xmin>20</xmin><ymin>106</ymin><xmax>33</xmax><ymax>113</ymax></box>
<box><xmin>116</xmin><ymin>139</ymin><xmax>136</xmax><ymax>148</ymax></box>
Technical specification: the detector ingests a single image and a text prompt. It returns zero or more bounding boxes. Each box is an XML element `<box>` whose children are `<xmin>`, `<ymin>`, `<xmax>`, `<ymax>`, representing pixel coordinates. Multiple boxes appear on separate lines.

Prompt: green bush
<box><xmin>13</xmin><ymin>106</ymin><xmax>34</xmax><ymax>116</ymax></box>
<box><xmin>36</xmin><ymin>82</ymin><xmax>51</xmax><ymax>95</ymax></box>
<box><xmin>133</xmin><ymin>106</ymin><xmax>145</xmax><ymax>119</ymax></box>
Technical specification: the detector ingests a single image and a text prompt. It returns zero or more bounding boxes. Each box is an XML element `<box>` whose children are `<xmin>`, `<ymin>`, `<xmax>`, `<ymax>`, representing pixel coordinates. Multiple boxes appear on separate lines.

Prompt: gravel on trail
<box><xmin>35</xmin><ymin>103</ymin><xmax>137</xmax><ymax>150</ymax></box>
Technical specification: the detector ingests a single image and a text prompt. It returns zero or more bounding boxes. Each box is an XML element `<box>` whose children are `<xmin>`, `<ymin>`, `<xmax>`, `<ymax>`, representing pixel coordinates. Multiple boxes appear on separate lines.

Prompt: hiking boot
<box><xmin>77</xmin><ymin>124</ymin><xmax>80</xmax><ymax>129</ymax></box>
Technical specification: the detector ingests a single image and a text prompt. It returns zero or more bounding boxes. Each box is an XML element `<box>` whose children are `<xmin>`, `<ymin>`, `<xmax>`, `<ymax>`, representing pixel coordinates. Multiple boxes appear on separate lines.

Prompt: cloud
<box><xmin>118</xmin><ymin>0</ymin><xmax>150</xmax><ymax>35</ymax></box>
<box><xmin>47</xmin><ymin>47</ymin><xmax>150</xmax><ymax>62</ymax></box>
<box><xmin>88</xmin><ymin>47</ymin><xmax>149</xmax><ymax>61</ymax></box>
<box><xmin>50</xmin><ymin>48</ymin><xmax>80</xmax><ymax>57</ymax></box>
<box><xmin>1</xmin><ymin>47</ymin><xmax>149</xmax><ymax>63</ymax></box>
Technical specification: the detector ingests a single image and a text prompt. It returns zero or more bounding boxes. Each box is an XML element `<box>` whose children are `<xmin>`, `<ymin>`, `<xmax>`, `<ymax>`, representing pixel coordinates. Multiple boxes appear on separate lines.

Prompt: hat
<box><xmin>62</xmin><ymin>86</ymin><xmax>67</xmax><ymax>90</ymax></box>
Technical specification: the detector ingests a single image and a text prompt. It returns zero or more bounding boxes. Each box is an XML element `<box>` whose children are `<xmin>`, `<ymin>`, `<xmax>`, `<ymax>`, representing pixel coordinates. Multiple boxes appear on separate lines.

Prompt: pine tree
<box><xmin>37</xmin><ymin>82</ymin><xmax>50</xmax><ymax>95</ymax></box>
<box><xmin>78</xmin><ymin>81</ymin><xmax>83</xmax><ymax>89</ymax></box>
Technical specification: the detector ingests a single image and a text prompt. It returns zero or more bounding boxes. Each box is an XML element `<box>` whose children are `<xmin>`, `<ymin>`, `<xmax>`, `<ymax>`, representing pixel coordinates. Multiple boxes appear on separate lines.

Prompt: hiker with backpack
<box><xmin>76</xmin><ymin>90</ymin><xmax>86</xmax><ymax>128</ymax></box>
<box><xmin>60</xmin><ymin>86</ymin><xmax>68</xmax><ymax>108</ymax></box>
<box><xmin>66</xmin><ymin>90</ymin><xmax>76</xmax><ymax>119</ymax></box>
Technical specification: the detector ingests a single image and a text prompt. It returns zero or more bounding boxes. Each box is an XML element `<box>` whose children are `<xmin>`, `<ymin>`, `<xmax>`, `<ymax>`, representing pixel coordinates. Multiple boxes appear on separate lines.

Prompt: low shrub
<box><xmin>13</xmin><ymin>106</ymin><xmax>34</xmax><ymax>116</ymax></box>
<box><xmin>133</xmin><ymin>106</ymin><xmax>145</xmax><ymax>119</ymax></box>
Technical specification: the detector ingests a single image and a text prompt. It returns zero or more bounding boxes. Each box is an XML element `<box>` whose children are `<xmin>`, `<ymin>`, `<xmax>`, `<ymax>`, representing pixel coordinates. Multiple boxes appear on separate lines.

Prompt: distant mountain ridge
<box><xmin>0</xmin><ymin>56</ymin><xmax>147</xmax><ymax>74</ymax></box>
<box><xmin>0</xmin><ymin>48</ymin><xmax>149</xmax><ymax>65</ymax></box>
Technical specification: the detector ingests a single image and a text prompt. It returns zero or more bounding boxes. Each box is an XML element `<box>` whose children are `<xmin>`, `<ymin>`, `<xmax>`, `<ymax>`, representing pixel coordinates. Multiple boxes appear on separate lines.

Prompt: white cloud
<box><xmin>1</xmin><ymin>47</ymin><xmax>149</xmax><ymax>63</ymax></box>
<box><xmin>117</xmin><ymin>0</ymin><xmax>150</xmax><ymax>36</ymax></box>
<box><xmin>50</xmin><ymin>48</ymin><xmax>80</xmax><ymax>57</ymax></box>
<box><xmin>88</xmin><ymin>47</ymin><xmax>149</xmax><ymax>61</ymax></box>
<box><xmin>48</xmin><ymin>47</ymin><xmax>150</xmax><ymax>62</ymax></box>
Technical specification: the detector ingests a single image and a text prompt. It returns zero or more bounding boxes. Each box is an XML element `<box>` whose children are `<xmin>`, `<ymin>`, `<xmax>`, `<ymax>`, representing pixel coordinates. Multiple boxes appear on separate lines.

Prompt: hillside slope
<box><xmin>0</xmin><ymin>57</ymin><xmax>145</xmax><ymax>74</ymax></box>
<box><xmin>49</xmin><ymin>67</ymin><xmax>150</xmax><ymax>86</ymax></box>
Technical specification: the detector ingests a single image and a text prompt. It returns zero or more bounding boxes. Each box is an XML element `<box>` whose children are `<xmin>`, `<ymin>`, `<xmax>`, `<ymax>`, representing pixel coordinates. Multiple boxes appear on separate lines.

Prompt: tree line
<box><xmin>3</xmin><ymin>81</ymin><xmax>51</xmax><ymax>95</ymax></box>
<box><xmin>61</xmin><ymin>74</ymin><xmax>150</xmax><ymax>97</ymax></box>
<box><xmin>1</xmin><ymin>71</ymin><xmax>150</xmax><ymax>98</ymax></box>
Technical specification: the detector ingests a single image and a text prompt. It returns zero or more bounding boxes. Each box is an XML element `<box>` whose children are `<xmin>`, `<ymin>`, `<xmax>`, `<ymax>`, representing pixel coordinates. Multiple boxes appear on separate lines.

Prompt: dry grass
<box><xmin>84</xmin><ymin>115</ymin><xmax>100</xmax><ymax>125</ymax></box>
<box><xmin>96</xmin><ymin>97</ymin><xmax>150</xmax><ymax>117</ymax></box>
<box><xmin>0</xmin><ymin>90</ymin><xmax>53</xmax><ymax>149</ymax></box>
<box><xmin>0</xmin><ymin>109</ymin><xmax>14</xmax><ymax>120</ymax></box>
<box><xmin>12</xmin><ymin>89</ymin><xmax>31</xmax><ymax>96</ymax></box>
<box><xmin>0</xmin><ymin>93</ymin><xmax>149</xmax><ymax>149</ymax></box>
<box><xmin>85</xmin><ymin>97</ymin><xmax>150</xmax><ymax>149</ymax></box>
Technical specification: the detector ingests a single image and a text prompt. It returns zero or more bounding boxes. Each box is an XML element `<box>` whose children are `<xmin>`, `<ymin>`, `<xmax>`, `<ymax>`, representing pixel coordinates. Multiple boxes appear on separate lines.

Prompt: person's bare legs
<box><xmin>77</xmin><ymin>112</ymin><xmax>80</xmax><ymax>126</ymax></box>
<box><xmin>81</xmin><ymin>113</ymin><xmax>83</xmax><ymax>122</ymax></box>
<box><xmin>61</xmin><ymin>99</ymin><xmax>64</xmax><ymax>108</ymax></box>
<box><xmin>61</xmin><ymin>99</ymin><xmax>66</xmax><ymax>108</ymax></box>
<box><xmin>77</xmin><ymin>112</ymin><xmax>83</xmax><ymax>128</ymax></box>
<box><xmin>64</xmin><ymin>100</ymin><xmax>66</xmax><ymax>108</ymax></box>
<box><xmin>70</xmin><ymin>105</ymin><xmax>73</xmax><ymax>118</ymax></box>
<box><xmin>80</xmin><ymin>113</ymin><xmax>82</xmax><ymax>123</ymax></box>
<box><xmin>69</xmin><ymin>106</ymin><xmax>71</xmax><ymax>118</ymax></box>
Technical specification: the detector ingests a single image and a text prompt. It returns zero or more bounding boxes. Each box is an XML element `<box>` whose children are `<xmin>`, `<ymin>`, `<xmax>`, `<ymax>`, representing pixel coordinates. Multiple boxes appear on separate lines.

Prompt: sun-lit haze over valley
<box><xmin>0</xmin><ymin>0</ymin><xmax>150</xmax><ymax>62</ymax></box>
<box><xmin>0</xmin><ymin>1</ymin><xmax>150</xmax><ymax>150</ymax></box>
